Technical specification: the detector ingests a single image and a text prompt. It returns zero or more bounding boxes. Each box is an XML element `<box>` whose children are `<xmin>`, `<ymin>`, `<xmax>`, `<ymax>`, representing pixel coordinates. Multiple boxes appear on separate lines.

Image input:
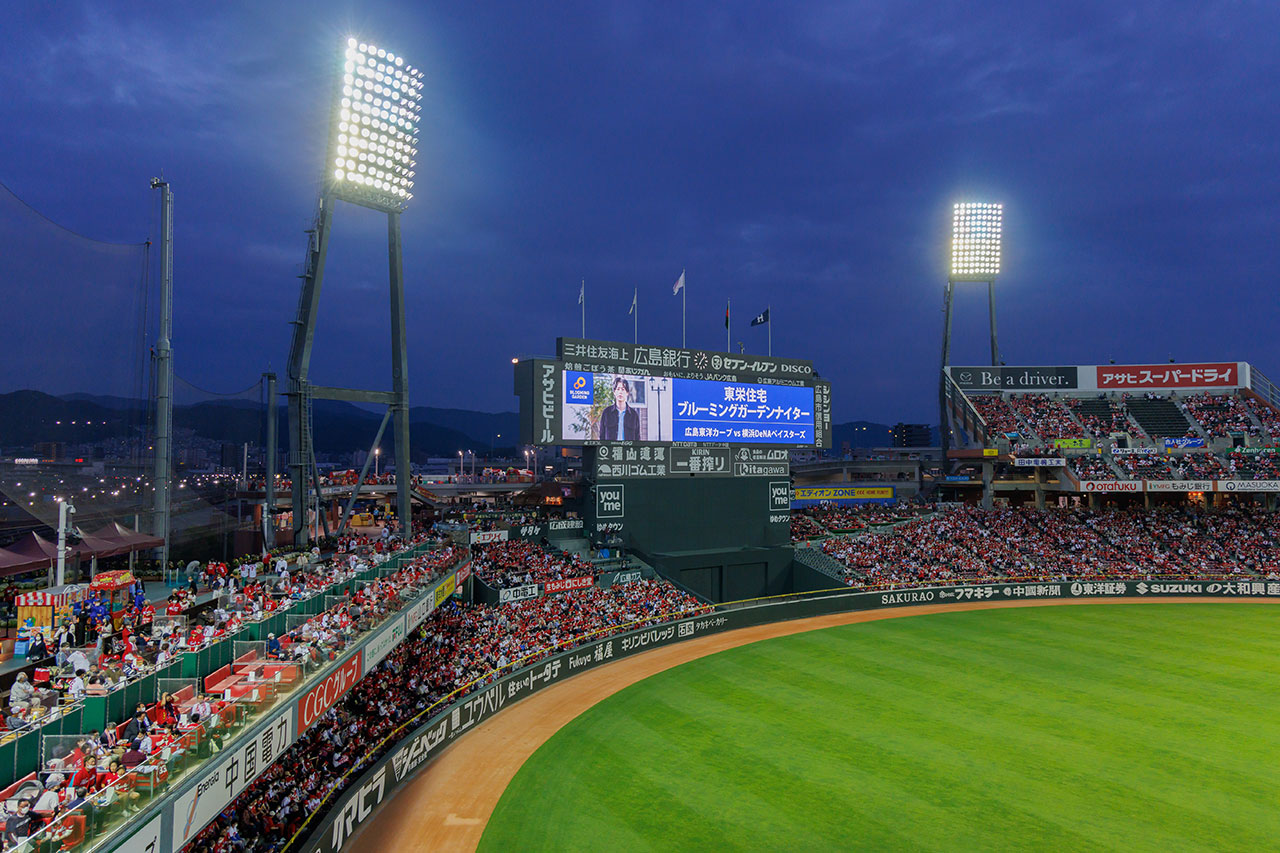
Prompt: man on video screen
<box><xmin>599</xmin><ymin>375</ymin><xmax>642</xmax><ymax>441</ymax></box>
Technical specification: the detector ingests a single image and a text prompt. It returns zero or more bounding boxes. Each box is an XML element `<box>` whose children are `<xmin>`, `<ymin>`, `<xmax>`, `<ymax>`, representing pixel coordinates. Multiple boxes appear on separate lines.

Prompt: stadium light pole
<box><xmin>287</xmin><ymin>38</ymin><xmax>424</xmax><ymax>545</ymax></box>
<box><xmin>939</xmin><ymin>202</ymin><xmax>1002</xmax><ymax>460</ymax></box>
<box><xmin>150</xmin><ymin>177</ymin><xmax>174</xmax><ymax>572</ymax></box>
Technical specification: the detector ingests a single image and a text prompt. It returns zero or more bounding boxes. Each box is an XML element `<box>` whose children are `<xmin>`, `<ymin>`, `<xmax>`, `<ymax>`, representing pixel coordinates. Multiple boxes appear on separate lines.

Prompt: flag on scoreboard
<box><xmin>724</xmin><ymin>299</ymin><xmax>730</xmax><ymax>329</ymax></box>
<box><xmin>672</xmin><ymin>270</ymin><xmax>685</xmax><ymax>295</ymax></box>
<box><xmin>750</xmin><ymin>308</ymin><xmax>770</xmax><ymax>326</ymax></box>
<box><xmin>578</xmin><ymin>281</ymin><xmax>584</xmax><ymax>304</ymax></box>
<box><xmin>629</xmin><ymin>288</ymin><xmax>636</xmax><ymax>315</ymax></box>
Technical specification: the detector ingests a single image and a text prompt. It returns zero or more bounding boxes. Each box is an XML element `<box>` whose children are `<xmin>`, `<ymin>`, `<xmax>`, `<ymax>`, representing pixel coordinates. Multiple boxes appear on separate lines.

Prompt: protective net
<box><xmin>0</xmin><ymin>180</ymin><xmax>273</xmax><ymax>583</ymax></box>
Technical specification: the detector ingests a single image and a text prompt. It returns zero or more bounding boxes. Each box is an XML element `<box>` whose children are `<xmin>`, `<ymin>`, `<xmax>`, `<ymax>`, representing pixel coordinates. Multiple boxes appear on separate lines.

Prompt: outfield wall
<box><xmin>299</xmin><ymin>577</ymin><xmax>1278</xmax><ymax>853</ymax></box>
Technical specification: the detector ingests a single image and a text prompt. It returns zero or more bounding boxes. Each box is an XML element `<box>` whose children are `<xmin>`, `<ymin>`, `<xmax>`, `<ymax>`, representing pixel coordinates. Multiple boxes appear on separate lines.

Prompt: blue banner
<box><xmin>565</xmin><ymin>371</ymin><xmax>594</xmax><ymax>405</ymax></box>
<box><xmin>671</xmin><ymin>379</ymin><xmax>814</xmax><ymax>444</ymax></box>
<box><xmin>1164</xmin><ymin>437</ymin><xmax>1206</xmax><ymax>449</ymax></box>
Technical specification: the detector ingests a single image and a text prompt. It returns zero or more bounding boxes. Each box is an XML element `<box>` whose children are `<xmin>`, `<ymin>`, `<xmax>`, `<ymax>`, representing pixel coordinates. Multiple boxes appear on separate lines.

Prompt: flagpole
<box><xmin>581</xmin><ymin>279</ymin><xmax>585</xmax><ymax>338</ymax></box>
<box><xmin>768</xmin><ymin>303</ymin><xmax>772</xmax><ymax>356</ymax></box>
<box><xmin>634</xmin><ymin>288</ymin><xmax>638</xmax><ymax>344</ymax></box>
<box><xmin>682</xmin><ymin>278</ymin><xmax>686</xmax><ymax>348</ymax></box>
<box><xmin>726</xmin><ymin>298</ymin><xmax>730</xmax><ymax>352</ymax></box>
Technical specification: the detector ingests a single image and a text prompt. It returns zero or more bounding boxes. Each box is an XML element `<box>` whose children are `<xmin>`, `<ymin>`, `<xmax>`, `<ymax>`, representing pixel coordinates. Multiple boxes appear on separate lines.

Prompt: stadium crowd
<box><xmin>470</xmin><ymin>540</ymin><xmax>596</xmax><ymax>589</ymax></box>
<box><xmin>0</xmin><ymin>534</ymin><xmax>463</xmax><ymax>849</ymax></box>
<box><xmin>822</xmin><ymin>505</ymin><xmax>1280</xmax><ymax>589</ymax></box>
<box><xmin>186</xmin><ymin>576</ymin><xmax>709</xmax><ymax>853</ymax></box>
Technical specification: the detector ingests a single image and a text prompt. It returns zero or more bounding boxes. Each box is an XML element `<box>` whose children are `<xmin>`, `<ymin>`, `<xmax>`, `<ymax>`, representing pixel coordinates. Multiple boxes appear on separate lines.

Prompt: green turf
<box><xmin>478</xmin><ymin>604</ymin><xmax>1280</xmax><ymax>852</ymax></box>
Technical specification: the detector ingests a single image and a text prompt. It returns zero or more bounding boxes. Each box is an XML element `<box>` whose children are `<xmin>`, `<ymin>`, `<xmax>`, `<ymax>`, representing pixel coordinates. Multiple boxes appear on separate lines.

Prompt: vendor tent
<box><xmin>84</xmin><ymin>521</ymin><xmax>163</xmax><ymax>554</ymax></box>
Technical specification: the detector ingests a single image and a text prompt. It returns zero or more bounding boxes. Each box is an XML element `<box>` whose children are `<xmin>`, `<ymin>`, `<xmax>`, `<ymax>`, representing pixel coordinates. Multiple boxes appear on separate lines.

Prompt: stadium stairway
<box><xmin>1125</xmin><ymin>398</ymin><xmax>1196</xmax><ymax>439</ymax></box>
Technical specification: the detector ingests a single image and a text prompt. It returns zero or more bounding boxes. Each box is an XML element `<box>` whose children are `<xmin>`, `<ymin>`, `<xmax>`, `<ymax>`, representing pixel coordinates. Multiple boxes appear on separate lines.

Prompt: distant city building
<box><xmin>891</xmin><ymin>423</ymin><xmax>932</xmax><ymax>448</ymax></box>
<box><xmin>34</xmin><ymin>441</ymin><xmax>62</xmax><ymax>461</ymax></box>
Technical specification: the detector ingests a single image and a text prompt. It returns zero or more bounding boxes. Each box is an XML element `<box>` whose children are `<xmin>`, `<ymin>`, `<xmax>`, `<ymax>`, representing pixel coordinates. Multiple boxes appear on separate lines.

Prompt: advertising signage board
<box><xmin>558</xmin><ymin>337</ymin><xmax>813</xmax><ymax>379</ymax></box>
<box><xmin>947</xmin><ymin>363</ymin><xmax>1246</xmax><ymax>394</ymax></box>
<box><xmin>301</xmin><ymin>578</ymin><xmax>1280</xmax><ymax>853</ymax></box>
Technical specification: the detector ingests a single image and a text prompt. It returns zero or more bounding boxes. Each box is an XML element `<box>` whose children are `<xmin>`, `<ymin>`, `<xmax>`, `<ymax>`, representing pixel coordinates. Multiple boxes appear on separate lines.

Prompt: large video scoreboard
<box><xmin>516</xmin><ymin>337</ymin><xmax>832</xmax><ymax>452</ymax></box>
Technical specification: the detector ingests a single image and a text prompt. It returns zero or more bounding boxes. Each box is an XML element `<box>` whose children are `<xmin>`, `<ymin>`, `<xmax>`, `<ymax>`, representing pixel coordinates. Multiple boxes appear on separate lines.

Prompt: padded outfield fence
<box><xmin>290</xmin><ymin>577</ymin><xmax>1279</xmax><ymax>853</ymax></box>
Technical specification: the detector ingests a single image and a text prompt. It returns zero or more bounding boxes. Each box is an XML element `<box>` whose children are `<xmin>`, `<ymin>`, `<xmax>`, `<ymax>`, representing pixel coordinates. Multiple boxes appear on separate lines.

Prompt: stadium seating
<box><xmin>1123</xmin><ymin>397</ymin><xmax>1194</xmax><ymax>439</ymax></box>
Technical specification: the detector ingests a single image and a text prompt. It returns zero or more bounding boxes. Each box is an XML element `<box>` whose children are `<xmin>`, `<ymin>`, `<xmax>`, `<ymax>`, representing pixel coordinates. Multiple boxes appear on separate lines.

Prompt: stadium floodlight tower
<box><xmin>939</xmin><ymin>202</ymin><xmax>1002</xmax><ymax>459</ymax></box>
<box><xmin>286</xmin><ymin>37</ymin><xmax>423</xmax><ymax>545</ymax></box>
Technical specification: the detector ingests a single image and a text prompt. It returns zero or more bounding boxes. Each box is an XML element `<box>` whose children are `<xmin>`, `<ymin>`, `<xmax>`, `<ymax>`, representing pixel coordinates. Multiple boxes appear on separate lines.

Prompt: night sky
<box><xmin>2</xmin><ymin>2</ymin><xmax>1278</xmax><ymax>423</ymax></box>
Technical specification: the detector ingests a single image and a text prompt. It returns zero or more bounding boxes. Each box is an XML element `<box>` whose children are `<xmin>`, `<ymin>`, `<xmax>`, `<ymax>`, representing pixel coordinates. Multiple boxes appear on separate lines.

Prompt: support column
<box><xmin>285</xmin><ymin>199</ymin><xmax>335</xmax><ymax>546</ymax></box>
<box><xmin>988</xmin><ymin>279</ymin><xmax>1000</xmax><ymax>367</ymax></box>
<box><xmin>264</xmin><ymin>372</ymin><xmax>277</xmax><ymax>550</ymax></box>
<box><xmin>982</xmin><ymin>461</ymin><xmax>994</xmax><ymax>509</ymax></box>
<box><xmin>939</xmin><ymin>280</ymin><xmax>956</xmax><ymax>460</ymax></box>
<box><xmin>150</xmin><ymin>179</ymin><xmax>174</xmax><ymax>571</ymax></box>
<box><xmin>1034</xmin><ymin>468</ymin><xmax>1046</xmax><ymax>509</ymax></box>
<box><xmin>388</xmin><ymin>212</ymin><xmax>413</xmax><ymax>537</ymax></box>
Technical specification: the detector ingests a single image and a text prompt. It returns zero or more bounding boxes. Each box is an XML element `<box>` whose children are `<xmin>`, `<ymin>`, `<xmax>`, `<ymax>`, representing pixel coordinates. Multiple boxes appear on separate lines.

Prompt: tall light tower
<box><xmin>287</xmin><ymin>38</ymin><xmax>423</xmax><ymax>545</ymax></box>
<box><xmin>939</xmin><ymin>202</ymin><xmax>1002</xmax><ymax>456</ymax></box>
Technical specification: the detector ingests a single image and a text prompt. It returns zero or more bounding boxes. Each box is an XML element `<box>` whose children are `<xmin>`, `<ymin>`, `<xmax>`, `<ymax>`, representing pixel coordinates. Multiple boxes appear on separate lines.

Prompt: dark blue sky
<box><xmin>2</xmin><ymin>2</ymin><xmax>1278</xmax><ymax>423</ymax></box>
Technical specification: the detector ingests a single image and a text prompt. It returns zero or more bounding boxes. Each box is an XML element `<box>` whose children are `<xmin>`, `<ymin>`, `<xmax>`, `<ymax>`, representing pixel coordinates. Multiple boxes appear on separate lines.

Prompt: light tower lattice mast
<box><xmin>287</xmin><ymin>38</ymin><xmax>423</xmax><ymax>545</ymax></box>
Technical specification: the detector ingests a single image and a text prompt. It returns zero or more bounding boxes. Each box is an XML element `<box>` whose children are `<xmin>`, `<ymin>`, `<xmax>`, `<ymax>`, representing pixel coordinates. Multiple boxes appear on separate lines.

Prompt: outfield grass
<box><xmin>479</xmin><ymin>604</ymin><xmax>1280</xmax><ymax>852</ymax></box>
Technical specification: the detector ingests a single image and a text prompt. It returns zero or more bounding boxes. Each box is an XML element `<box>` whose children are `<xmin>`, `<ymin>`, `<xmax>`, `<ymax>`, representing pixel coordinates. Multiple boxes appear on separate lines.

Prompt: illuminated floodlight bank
<box><xmin>951</xmin><ymin>202</ymin><xmax>1002</xmax><ymax>279</ymax></box>
<box><xmin>324</xmin><ymin>37</ymin><xmax>424</xmax><ymax>213</ymax></box>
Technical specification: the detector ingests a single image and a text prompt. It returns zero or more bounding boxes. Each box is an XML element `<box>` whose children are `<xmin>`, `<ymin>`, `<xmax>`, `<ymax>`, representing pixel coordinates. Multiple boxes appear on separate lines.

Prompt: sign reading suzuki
<box><xmin>299</xmin><ymin>651</ymin><xmax>363</xmax><ymax>732</ymax></box>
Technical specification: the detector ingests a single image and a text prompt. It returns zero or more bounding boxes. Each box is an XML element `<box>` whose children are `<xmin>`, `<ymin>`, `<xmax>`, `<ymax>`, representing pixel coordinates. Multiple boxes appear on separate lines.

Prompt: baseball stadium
<box><xmin>2</xmin><ymin>15</ymin><xmax>1280</xmax><ymax>853</ymax></box>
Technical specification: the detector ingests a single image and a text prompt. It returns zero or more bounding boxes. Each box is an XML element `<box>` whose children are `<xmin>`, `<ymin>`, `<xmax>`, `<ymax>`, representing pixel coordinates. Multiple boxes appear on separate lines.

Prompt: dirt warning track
<box><xmin>348</xmin><ymin>596</ymin><xmax>1267</xmax><ymax>852</ymax></box>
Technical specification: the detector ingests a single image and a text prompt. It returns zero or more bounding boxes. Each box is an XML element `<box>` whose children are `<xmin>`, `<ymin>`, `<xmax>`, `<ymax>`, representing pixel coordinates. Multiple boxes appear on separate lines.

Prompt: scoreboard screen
<box><xmin>516</xmin><ymin>337</ymin><xmax>831</xmax><ymax>449</ymax></box>
<box><xmin>562</xmin><ymin>371</ymin><xmax>814</xmax><ymax>445</ymax></box>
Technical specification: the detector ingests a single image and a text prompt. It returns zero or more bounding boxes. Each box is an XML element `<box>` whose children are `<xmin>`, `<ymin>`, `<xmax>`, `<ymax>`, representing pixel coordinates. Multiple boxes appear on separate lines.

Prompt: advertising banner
<box><xmin>1111</xmin><ymin>447</ymin><xmax>1158</xmax><ymax>455</ymax></box>
<box><xmin>1078</xmin><ymin>480</ymin><xmax>1141</xmax><ymax>493</ymax></box>
<box><xmin>1096</xmin><ymin>363</ymin><xmax>1238</xmax><ymax>390</ymax></box>
<box><xmin>170</xmin><ymin>709</ymin><xmax>295</xmax><ymax>852</ymax></box>
<box><xmin>791</xmin><ymin>486</ymin><xmax>895</xmax><ymax>506</ymax></box>
<box><xmin>469</xmin><ymin>530</ymin><xmax>509</xmax><ymax>545</ymax></box>
<box><xmin>456</xmin><ymin>562</ymin><xmax>471</xmax><ymax>584</ymax></box>
<box><xmin>1053</xmin><ymin>438</ymin><xmax>1092</xmax><ymax>449</ymax></box>
<box><xmin>1146</xmin><ymin>480</ymin><xmax>1214</xmax><ymax>493</ymax></box>
<box><xmin>433</xmin><ymin>574</ymin><xmax>457</xmax><ymax>606</ymax></box>
<box><xmin>302</xmin><ymin>576</ymin><xmax>1280</xmax><ymax>853</ymax></box>
<box><xmin>558</xmin><ymin>337</ymin><xmax>813</xmax><ymax>379</ymax></box>
<box><xmin>596</xmin><ymin>484</ymin><xmax>625</xmax><ymax>519</ymax></box>
<box><xmin>543</xmin><ymin>576</ymin><xmax>593</xmax><ymax>594</ymax></box>
<box><xmin>1218</xmin><ymin>480</ymin><xmax>1280</xmax><ymax>492</ymax></box>
<box><xmin>364</xmin><ymin>615</ymin><xmax>406</xmax><ymax>671</ymax></box>
<box><xmin>1013</xmin><ymin>457</ymin><xmax>1066</xmax><ymax>467</ymax></box>
<box><xmin>299</xmin><ymin>651</ymin><xmax>364</xmax><ymax>733</ymax></box>
<box><xmin>1164</xmin><ymin>437</ymin><xmax>1206</xmax><ymax>449</ymax></box>
<box><xmin>669</xmin><ymin>446</ymin><xmax>732</xmax><ymax>475</ymax></box>
<box><xmin>498</xmin><ymin>584</ymin><xmax>539</xmax><ymax>604</ymax></box>
<box><xmin>405</xmin><ymin>592</ymin><xmax>435</xmax><ymax>632</ymax></box>
<box><xmin>947</xmin><ymin>366</ymin><xmax>1079</xmax><ymax>391</ymax></box>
